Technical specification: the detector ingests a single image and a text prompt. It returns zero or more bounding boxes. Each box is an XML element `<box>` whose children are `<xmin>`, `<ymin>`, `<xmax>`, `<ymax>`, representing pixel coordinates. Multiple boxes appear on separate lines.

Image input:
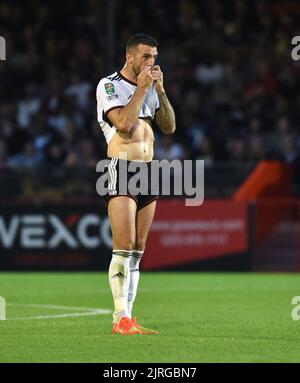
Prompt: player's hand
<box><xmin>150</xmin><ymin>65</ymin><xmax>164</xmax><ymax>94</ymax></box>
<box><xmin>137</xmin><ymin>66</ymin><xmax>155</xmax><ymax>90</ymax></box>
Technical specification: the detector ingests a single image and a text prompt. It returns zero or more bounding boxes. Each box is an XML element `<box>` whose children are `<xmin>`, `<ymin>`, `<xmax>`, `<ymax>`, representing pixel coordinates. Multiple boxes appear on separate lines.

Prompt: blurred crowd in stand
<box><xmin>0</xmin><ymin>0</ymin><xmax>300</xmax><ymax>192</ymax></box>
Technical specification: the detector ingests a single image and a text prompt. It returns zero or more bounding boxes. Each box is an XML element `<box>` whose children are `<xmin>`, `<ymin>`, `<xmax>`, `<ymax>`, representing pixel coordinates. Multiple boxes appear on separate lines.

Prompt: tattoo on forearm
<box><xmin>156</xmin><ymin>92</ymin><xmax>176</xmax><ymax>134</ymax></box>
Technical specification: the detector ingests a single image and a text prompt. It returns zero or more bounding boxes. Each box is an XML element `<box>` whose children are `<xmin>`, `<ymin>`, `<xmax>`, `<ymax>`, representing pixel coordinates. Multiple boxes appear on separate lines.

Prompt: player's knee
<box><xmin>134</xmin><ymin>240</ymin><xmax>146</xmax><ymax>252</ymax></box>
<box><xmin>113</xmin><ymin>241</ymin><xmax>134</xmax><ymax>252</ymax></box>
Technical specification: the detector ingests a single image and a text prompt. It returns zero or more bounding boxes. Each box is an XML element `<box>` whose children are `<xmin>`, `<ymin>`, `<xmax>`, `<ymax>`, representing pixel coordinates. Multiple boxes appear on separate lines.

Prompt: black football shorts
<box><xmin>100</xmin><ymin>157</ymin><xmax>159</xmax><ymax>210</ymax></box>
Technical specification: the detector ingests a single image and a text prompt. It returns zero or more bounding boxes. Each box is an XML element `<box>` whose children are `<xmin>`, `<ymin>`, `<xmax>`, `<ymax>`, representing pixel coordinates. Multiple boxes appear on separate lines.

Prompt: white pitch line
<box><xmin>8</xmin><ymin>310</ymin><xmax>111</xmax><ymax>321</ymax></box>
<box><xmin>5</xmin><ymin>303</ymin><xmax>111</xmax><ymax>321</ymax></box>
<box><xmin>7</xmin><ymin>303</ymin><xmax>104</xmax><ymax>311</ymax></box>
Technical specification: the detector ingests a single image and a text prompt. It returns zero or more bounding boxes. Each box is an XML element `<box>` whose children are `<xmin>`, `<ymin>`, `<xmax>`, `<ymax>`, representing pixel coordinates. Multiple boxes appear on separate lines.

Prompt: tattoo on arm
<box><xmin>155</xmin><ymin>91</ymin><xmax>176</xmax><ymax>134</ymax></box>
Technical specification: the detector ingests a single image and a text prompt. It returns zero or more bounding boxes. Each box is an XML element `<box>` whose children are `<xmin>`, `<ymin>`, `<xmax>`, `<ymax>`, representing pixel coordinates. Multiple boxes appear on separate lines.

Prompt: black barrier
<box><xmin>0</xmin><ymin>163</ymin><xmax>253</xmax><ymax>203</ymax></box>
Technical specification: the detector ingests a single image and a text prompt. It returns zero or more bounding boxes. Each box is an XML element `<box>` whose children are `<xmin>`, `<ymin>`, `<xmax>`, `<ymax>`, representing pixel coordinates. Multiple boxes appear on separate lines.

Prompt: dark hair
<box><xmin>126</xmin><ymin>33</ymin><xmax>158</xmax><ymax>52</ymax></box>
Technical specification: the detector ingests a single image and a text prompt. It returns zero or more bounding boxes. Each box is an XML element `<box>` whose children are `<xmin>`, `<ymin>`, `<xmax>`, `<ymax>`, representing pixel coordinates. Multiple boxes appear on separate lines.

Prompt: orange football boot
<box><xmin>113</xmin><ymin>317</ymin><xmax>142</xmax><ymax>335</ymax></box>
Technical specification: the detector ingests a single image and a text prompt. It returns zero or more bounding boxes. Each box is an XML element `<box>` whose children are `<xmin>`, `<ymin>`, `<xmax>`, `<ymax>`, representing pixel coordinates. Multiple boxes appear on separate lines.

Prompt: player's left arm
<box><xmin>152</xmin><ymin>66</ymin><xmax>176</xmax><ymax>134</ymax></box>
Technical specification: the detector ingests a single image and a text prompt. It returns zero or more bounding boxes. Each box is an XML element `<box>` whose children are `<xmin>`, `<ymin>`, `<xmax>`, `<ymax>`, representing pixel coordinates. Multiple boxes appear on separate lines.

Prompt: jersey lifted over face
<box><xmin>96</xmin><ymin>72</ymin><xmax>160</xmax><ymax>144</ymax></box>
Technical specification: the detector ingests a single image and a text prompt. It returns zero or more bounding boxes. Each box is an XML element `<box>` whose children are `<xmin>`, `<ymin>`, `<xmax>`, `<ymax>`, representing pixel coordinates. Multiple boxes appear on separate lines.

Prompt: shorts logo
<box><xmin>104</xmin><ymin>83</ymin><xmax>115</xmax><ymax>95</ymax></box>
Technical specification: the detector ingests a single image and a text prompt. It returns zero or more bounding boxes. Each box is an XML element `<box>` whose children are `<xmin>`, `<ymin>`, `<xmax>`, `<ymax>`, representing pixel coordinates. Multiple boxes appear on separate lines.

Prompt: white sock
<box><xmin>128</xmin><ymin>250</ymin><xmax>143</xmax><ymax>318</ymax></box>
<box><xmin>108</xmin><ymin>250</ymin><xmax>132</xmax><ymax>323</ymax></box>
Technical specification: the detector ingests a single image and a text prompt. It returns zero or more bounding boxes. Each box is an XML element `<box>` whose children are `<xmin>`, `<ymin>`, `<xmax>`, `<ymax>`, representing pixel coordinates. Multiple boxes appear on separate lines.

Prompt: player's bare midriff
<box><xmin>107</xmin><ymin>117</ymin><xmax>154</xmax><ymax>162</ymax></box>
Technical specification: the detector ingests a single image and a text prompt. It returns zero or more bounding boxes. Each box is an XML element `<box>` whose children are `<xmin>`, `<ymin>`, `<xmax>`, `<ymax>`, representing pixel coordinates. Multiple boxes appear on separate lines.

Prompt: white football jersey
<box><xmin>96</xmin><ymin>71</ymin><xmax>160</xmax><ymax>144</ymax></box>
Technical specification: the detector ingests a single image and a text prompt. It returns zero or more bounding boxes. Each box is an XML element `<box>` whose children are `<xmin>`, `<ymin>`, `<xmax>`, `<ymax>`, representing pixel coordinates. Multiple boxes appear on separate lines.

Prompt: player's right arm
<box><xmin>97</xmin><ymin>67</ymin><xmax>154</xmax><ymax>133</ymax></box>
<box><xmin>108</xmin><ymin>87</ymin><xmax>147</xmax><ymax>133</ymax></box>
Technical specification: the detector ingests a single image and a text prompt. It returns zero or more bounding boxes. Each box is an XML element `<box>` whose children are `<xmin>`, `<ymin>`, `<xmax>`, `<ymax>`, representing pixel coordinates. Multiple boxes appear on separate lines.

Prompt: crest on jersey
<box><xmin>104</xmin><ymin>83</ymin><xmax>115</xmax><ymax>95</ymax></box>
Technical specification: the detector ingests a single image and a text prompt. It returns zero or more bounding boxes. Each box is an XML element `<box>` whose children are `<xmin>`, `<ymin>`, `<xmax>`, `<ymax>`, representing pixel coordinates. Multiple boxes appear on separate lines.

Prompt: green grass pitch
<box><xmin>0</xmin><ymin>272</ymin><xmax>300</xmax><ymax>362</ymax></box>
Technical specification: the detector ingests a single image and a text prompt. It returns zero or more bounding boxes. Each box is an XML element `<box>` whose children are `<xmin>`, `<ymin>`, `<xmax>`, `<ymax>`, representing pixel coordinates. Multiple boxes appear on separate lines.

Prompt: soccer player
<box><xmin>96</xmin><ymin>33</ymin><xmax>176</xmax><ymax>335</ymax></box>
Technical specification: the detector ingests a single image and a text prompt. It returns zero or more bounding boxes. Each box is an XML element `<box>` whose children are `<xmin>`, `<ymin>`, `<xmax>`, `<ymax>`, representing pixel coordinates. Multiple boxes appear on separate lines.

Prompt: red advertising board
<box><xmin>142</xmin><ymin>199</ymin><xmax>248</xmax><ymax>269</ymax></box>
